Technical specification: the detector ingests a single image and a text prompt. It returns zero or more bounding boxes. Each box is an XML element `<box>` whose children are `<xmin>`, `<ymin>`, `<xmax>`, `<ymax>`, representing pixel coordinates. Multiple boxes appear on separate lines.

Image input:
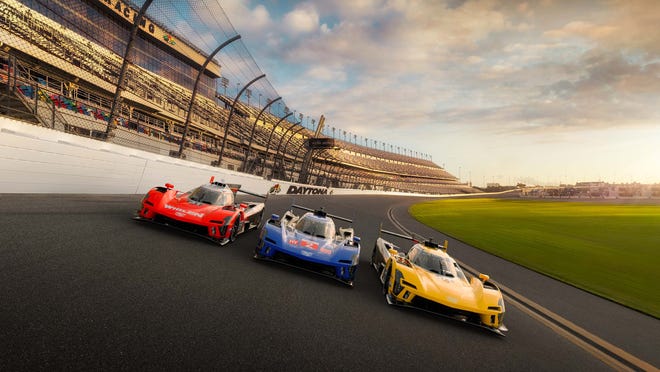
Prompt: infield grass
<box><xmin>409</xmin><ymin>198</ymin><xmax>660</xmax><ymax>318</ymax></box>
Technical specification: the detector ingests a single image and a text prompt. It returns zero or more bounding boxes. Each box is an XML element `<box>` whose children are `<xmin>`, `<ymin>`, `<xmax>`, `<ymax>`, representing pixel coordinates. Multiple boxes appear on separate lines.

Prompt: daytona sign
<box><xmin>286</xmin><ymin>185</ymin><xmax>329</xmax><ymax>195</ymax></box>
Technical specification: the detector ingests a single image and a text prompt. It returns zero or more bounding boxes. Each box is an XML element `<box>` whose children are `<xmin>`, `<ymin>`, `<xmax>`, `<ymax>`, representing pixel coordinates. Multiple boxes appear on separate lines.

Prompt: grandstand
<box><xmin>0</xmin><ymin>0</ymin><xmax>477</xmax><ymax>194</ymax></box>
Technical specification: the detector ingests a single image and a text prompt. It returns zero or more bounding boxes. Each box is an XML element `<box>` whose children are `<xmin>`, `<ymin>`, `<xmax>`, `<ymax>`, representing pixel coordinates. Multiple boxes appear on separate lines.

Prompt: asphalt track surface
<box><xmin>1</xmin><ymin>193</ymin><xmax>658</xmax><ymax>371</ymax></box>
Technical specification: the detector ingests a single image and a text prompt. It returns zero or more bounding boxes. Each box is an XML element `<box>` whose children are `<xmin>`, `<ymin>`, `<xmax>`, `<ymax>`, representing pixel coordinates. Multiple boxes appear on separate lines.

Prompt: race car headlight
<box><xmin>393</xmin><ymin>270</ymin><xmax>404</xmax><ymax>295</ymax></box>
<box><xmin>498</xmin><ymin>297</ymin><xmax>505</xmax><ymax>312</ymax></box>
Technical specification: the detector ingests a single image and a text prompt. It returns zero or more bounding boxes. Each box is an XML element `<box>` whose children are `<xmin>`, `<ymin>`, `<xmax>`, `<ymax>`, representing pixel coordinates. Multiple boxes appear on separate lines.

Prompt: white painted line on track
<box><xmin>387</xmin><ymin>206</ymin><xmax>658</xmax><ymax>372</ymax></box>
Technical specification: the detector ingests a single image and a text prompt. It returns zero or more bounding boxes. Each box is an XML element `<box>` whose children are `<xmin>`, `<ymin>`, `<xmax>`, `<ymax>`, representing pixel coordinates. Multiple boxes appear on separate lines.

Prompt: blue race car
<box><xmin>254</xmin><ymin>205</ymin><xmax>361</xmax><ymax>287</ymax></box>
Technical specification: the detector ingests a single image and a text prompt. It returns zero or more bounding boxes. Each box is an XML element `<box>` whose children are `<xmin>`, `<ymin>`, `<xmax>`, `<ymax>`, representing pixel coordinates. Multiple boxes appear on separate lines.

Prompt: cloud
<box><xmin>283</xmin><ymin>3</ymin><xmax>320</xmax><ymax>34</ymax></box>
<box><xmin>543</xmin><ymin>21</ymin><xmax>618</xmax><ymax>41</ymax></box>
<box><xmin>222</xmin><ymin>0</ymin><xmax>660</xmax><ymax>152</ymax></box>
<box><xmin>304</xmin><ymin>66</ymin><xmax>347</xmax><ymax>82</ymax></box>
<box><xmin>605</xmin><ymin>0</ymin><xmax>660</xmax><ymax>55</ymax></box>
<box><xmin>208</xmin><ymin>0</ymin><xmax>272</xmax><ymax>34</ymax></box>
<box><xmin>542</xmin><ymin>0</ymin><xmax>660</xmax><ymax>56</ymax></box>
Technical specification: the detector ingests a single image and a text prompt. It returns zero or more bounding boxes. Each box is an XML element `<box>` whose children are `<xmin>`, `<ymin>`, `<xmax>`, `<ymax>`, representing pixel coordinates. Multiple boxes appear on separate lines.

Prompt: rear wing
<box><xmin>237</xmin><ymin>188</ymin><xmax>267</xmax><ymax>199</ymax></box>
<box><xmin>209</xmin><ymin>176</ymin><xmax>267</xmax><ymax>200</ymax></box>
<box><xmin>379</xmin><ymin>225</ymin><xmax>447</xmax><ymax>251</ymax></box>
<box><xmin>291</xmin><ymin>204</ymin><xmax>352</xmax><ymax>223</ymax></box>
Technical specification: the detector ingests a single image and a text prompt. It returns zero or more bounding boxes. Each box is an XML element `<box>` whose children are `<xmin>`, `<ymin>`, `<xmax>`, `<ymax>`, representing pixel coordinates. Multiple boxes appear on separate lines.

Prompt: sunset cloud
<box><xmin>220</xmin><ymin>0</ymin><xmax>660</xmax><ymax>185</ymax></box>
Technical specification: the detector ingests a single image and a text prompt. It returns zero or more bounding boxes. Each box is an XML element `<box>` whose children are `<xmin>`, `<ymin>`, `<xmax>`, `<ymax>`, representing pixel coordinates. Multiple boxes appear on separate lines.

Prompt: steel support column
<box><xmin>242</xmin><ymin>96</ymin><xmax>281</xmax><ymax>172</ymax></box>
<box><xmin>287</xmin><ymin>135</ymin><xmax>310</xmax><ymax>181</ymax></box>
<box><xmin>104</xmin><ymin>0</ymin><xmax>153</xmax><ymax>140</ymax></box>
<box><xmin>177</xmin><ymin>34</ymin><xmax>241</xmax><ymax>157</ymax></box>
<box><xmin>254</xmin><ymin>112</ymin><xmax>292</xmax><ymax>175</ymax></box>
<box><xmin>217</xmin><ymin>74</ymin><xmax>266</xmax><ymax>166</ymax></box>
<box><xmin>273</xmin><ymin>122</ymin><xmax>304</xmax><ymax>179</ymax></box>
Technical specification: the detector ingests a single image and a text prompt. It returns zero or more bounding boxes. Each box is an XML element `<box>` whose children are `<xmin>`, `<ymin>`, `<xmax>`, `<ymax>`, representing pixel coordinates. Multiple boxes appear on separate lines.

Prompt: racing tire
<box><xmin>253</xmin><ymin>248</ymin><xmax>265</xmax><ymax>259</ymax></box>
<box><xmin>346</xmin><ymin>265</ymin><xmax>357</xmax><ymax>283</ymax></box>
<box><xmin>370</xmin><ymin>246</ymin><xmax>380</xmax><ymax>273</ymax></box>
<box><xmin>382</xmin><ymin>265</ymin><xmax>391</xmax><ymax>295</ymax></box>
<box><xmin>253</xmin><ymin>211</ymin><xmax>264</xmax><ymax>230</ymax></box>
<box><xmin>229</xmin><ymin>221</ymin><xmax>239</xmax><ymax>242</ymax></box>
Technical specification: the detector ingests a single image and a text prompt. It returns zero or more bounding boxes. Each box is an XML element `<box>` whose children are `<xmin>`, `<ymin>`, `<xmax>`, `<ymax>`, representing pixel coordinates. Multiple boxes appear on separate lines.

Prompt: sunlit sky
<box><xmin>219</xmin><ymin>0</ymin><xmax>659</xmax><ymax>187</ymax></box>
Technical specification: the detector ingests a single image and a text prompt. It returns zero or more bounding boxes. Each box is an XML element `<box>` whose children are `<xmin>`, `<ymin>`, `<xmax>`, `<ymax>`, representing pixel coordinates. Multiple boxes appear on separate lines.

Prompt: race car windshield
<box><xmin>295</xmin><ymin>215</ymin><xmax>335</xmax><ymax>239</ymax></box>
<box><xmin>187</xmin><ymin>187</ymin><xmax>226</xmax><ymax>205</ymax></box>
<box><xmin>410</xmin><ymin>250</ymin><xmax>455</xmax><ymax>277</ymax></box>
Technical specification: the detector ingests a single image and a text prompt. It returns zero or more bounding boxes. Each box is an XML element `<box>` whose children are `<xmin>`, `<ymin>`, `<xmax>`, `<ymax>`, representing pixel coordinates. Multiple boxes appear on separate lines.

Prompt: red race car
<box><xmin>134</xmin><ymin>177</ymin><xmax>266</xmax><ymax>245</ymax></box>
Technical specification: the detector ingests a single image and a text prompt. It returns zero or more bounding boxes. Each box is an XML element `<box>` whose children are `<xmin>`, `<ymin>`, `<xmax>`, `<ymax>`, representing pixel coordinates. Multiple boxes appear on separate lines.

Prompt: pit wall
<box><xmin>0</xmin><ymin>117</ymin><xmax>435</xmax><ymax>196</ymax></box>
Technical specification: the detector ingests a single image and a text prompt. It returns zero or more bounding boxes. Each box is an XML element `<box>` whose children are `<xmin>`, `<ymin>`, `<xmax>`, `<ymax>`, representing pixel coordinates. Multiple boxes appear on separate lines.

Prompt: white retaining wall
<box><xmin>1</xmin><ymin>117</ymin><xmax>436</xmax><ymax>196</ymax></box>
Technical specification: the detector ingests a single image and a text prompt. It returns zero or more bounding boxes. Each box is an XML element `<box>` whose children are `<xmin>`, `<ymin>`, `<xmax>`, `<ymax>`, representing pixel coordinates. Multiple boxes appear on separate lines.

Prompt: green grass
<box><xmin>409</xmin><ymin>198</ymin><xmax>660</xmax><ymax>318</ymax></box>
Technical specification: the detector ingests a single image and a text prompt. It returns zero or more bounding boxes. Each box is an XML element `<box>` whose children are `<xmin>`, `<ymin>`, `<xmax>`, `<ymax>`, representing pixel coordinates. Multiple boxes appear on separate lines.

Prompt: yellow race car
<box><xmin>371</xmin><ymin>228</ymin><xmax>507</xmax><ymax>335</ymax></box>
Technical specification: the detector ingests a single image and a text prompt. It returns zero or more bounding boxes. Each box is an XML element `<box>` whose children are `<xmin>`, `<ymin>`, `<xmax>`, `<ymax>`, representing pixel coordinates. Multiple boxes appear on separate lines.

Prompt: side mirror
<box><xmin>353</xmin><ymin>236</ymin><xmax>361</xmax><ymax>244</ymax></box>
<box><xmin>165</xmin><ymin>183</ymin><xmax>174</xmax><ymax>189</ymax></box>
<box><xmin>388</xmin><ymin>248</ymin><xmax>398</xmax><ymax>256</ymax></box>
<box><xmin>270</xmin><ymin>214</ymin><xmax>280</xmax><ymax>222</ymax></box>
<box><xmin>479</xmin><ymin>273</ymin><xmax>490</xmax><ymax>283</ymax></box>
<box><xmin>239</xmin><ymin>203</ymin><xmax>248</xmax><ymax>209</ymax></box>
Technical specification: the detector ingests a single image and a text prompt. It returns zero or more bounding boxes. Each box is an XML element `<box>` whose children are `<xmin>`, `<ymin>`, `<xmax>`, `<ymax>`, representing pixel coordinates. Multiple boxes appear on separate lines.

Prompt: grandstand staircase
<box><xmin>0</xmin><ymin>85</ymin><xmax>40</xmax><ymax>124</ymax></box>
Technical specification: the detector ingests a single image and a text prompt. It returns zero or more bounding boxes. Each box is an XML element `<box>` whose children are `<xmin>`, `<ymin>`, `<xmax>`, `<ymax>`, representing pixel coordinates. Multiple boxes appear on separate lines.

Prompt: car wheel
<box><xmin>229</xmin><ymin>221</ymin><xmax>239</xmax><ymax>242</ymax></box>
<box><xmin>347</xmin><ymin>265</ymin><xmax>357</xmax><ymax>282</ymax></box>
<box><xmin>382</xmin><ymin>266</ymin><xmax>391</xmax><ymax>295</ymax></box>
<box><xmin>371</xmin><ymin>246</ymin><xmax>380</xmax><ymax>273</ymax></box>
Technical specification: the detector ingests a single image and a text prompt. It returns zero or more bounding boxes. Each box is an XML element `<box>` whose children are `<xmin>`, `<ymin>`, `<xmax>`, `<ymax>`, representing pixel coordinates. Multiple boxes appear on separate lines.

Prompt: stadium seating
<box><xmin>0</xmin><ymin>0</ymin><xmax>473</xmax><ymax>194</ymax></box>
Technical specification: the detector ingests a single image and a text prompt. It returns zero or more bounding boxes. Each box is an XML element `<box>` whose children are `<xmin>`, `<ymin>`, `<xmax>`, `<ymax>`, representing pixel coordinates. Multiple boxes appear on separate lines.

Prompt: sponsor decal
<box><xmin>320</xmin><ymin>247</ymin><xmax>332</xmax><ymax>255</ymax></box>
<box><xmin>269</xmin><ymin>184</ymin><xmax>281</xmax><ymax>194</ymax></box>
<box><xmin>163</xmin><ymin>34</ymin><xmax>176</xmax><ymax>45</ymax></box>
<box><xmin>300</xmin><ymin>240</ymin><xmax>319</xmax><ymax>250</ymax></box>
<box><xmin>163</xmin><ymin>203</ymin><xmax>204</xmax><ymax>218</ymax></box>
<box><xmin>286</xmin><ymin>185</ymin><xmax>328</xmax><ymax>195</ymax></box>
<box><xmin>288</xmin><ymin>239</ymin><xmax>320</xmax><ymax>250</ymax></box>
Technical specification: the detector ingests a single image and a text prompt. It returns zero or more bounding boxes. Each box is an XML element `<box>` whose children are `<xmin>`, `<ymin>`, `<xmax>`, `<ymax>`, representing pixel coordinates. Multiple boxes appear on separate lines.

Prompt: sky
<box><xmin>217</xmin><ymin>0</ymin><xmax>659</xmax><ymax>187</ymax></box>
